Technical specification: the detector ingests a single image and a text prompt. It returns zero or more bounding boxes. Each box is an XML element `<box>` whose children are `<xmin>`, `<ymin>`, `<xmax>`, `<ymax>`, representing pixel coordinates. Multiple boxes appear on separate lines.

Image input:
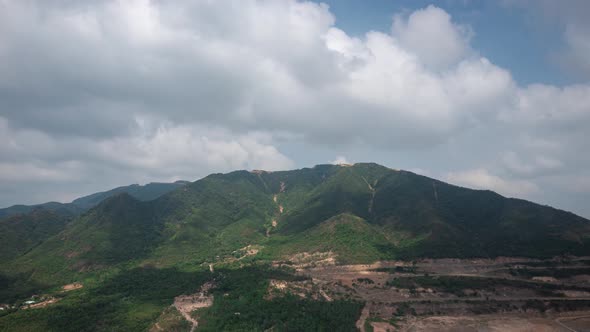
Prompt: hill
<box><xmin>71</xmin><ymin>181</ymin><xmax>190</xmax><ymax>210</ymax></box>
<box><xmin>0</xmin><ymin>209</ymin><xmax>72</xmax><ymax>263</ymax></box>
<box><xmin>5</xmin><ymin>163</ymin><xmax>589</xmax><ymax>279</ymax></box>
<box><xmin>0</xmin><ymin>181</ymin><xmax>188</xmax><ymax>219</ymax></box>
<box><xmin>1</xmin><ymin>163</ymin><xmax>589</xmax><ymax>331</ymax></box>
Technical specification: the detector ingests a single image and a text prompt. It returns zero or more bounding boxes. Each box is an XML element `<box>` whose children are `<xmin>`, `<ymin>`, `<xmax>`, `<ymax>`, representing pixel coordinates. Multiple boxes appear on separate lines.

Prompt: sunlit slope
<box><xmin>5</xmin><ymin>163</ymin><xmax>590</xmax><ymax>293</ymax></box>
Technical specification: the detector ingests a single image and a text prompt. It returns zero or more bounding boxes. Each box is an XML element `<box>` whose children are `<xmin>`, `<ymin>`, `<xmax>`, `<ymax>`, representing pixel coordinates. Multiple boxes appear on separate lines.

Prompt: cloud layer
<box><xmin>0</xmin><ymin>0</ymin><xmax>589</xmax><ymax>217</ymax></box>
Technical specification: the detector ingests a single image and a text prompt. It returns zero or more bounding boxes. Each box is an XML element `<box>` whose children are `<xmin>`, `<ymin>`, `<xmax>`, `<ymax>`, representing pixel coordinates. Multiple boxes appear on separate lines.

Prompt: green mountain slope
<box><xmin>2</xmin><ymin>163</ymin><xmax>590</xmax><ymax>331</ymax></box>
<box><xmin>0</xmin><ymin>209</ymin><xmax>71</xmax><ymax>263</ymax></box>
<box><xmin>3</xmin><ymin>163</ymin><xmax>590</xmax><ymax>302</ymax></box>
<box><xmin>71</xmin><ymin>181</ymin><xmax>189</xmax><ymax>210</ymax></box>
<box><xmin>0</xmin><ymin>181</ymin><xmax>188</xmax><ymax>218</ymax></box>
<box><xmin>0</xmin><ymin>202</ymin><xmax>82</xmax><ymax>219</ymax></box>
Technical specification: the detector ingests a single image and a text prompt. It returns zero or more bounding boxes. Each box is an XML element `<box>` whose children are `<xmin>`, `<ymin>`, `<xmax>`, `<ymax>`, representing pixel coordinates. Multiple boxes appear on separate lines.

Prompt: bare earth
<box><xmin>62</xmin><ymin>282</ymin><xmax>83</xmax><ymax>291</ymax></box>
<box><xmin>23</xmin><ymin>298</ymin><xmax>59</xmax><ymax>310</ymax></box>
<box><xmin>271</xmin><ymin>255</ymin><xmax>590</xmax><ymax>332</ymax></box>
<box><xmin>173</xmin><ymin>282</ymin><xmax>214</xmax><ymax>332</ymax></box>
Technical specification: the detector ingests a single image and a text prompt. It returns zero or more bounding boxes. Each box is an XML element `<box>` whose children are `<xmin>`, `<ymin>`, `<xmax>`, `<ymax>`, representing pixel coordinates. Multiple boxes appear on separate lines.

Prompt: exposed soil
<box><xmin>267</xmin><ymin>193</ymin><xmax>284</xmax><ymax>237</ymax></box>
<box><xmin>556</xmin><ymin>314</ymin><xmax>590</xmax><ymax>332</ymax></box>
<box><xmin>399</xmin><ymin>312</ymin><xmax>590</xmax><ymax>331</ymax></box>
<box><xmin>173</xmin><ymin>282</ymin><xmax>214</xmax><ymax>332</ymax></box>
<box><xmin>267</xmin><ymin>279</ymin><xmax>316</xmax><ymax>300</ymax></box>
<box><xmin>62</xmin><ymin>282</ymin><xmax>83</xmax><ymax>291</ymax></box>
<box><xmin>356</xmin><ymin>305</ymin><xmax>370</xmax><ymax>332</ymax></box>
<box><xmin>359</xmin><ymin>176</ymin><xmax>377</xmax><ymax>214</ymax></box>
<box><xmin>371</xmin><ymin>321</ymin><xmax>396</xmax><ymax>332</ymax></box>
<box><xmin>23</xmin><ymin>298</ymin><xmax>59</xmax><ymax>309</ymax></box>
<box><xmin>270</xmin><ymin>256</ymin><xmax>590</xmax><ymax>330</ymax></box>
<box><xmin>286</xmin><ymin>251</ymin><xmax>336</xmax><ymax>269</ymax></box>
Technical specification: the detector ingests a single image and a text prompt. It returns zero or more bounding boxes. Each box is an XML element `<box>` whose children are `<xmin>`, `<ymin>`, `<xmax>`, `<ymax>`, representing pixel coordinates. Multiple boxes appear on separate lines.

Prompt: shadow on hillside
<box><xmin>0</xmin><ymin>272</ymin><xmax>49</xmax><ymax>303</ymax></box>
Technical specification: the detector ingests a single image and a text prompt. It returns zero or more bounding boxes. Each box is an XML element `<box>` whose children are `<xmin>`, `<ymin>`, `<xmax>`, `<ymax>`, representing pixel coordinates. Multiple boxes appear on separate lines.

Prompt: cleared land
<box><xmin>270</xmin><ymin>255</ymin><xmax>590</xmax><ymax>331</ymax></box>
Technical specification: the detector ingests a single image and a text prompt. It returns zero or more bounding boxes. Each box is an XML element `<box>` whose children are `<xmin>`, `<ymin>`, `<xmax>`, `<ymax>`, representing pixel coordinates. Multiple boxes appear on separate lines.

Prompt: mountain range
<box><xmin>0</xmin><ymin>181</ymin><xmax>189</xmax><ymax>219</ymax></box>
<box><xmin>1</xmin><ymin>163</ymin><xmax>589</xmax><ymax>331</ymax></box>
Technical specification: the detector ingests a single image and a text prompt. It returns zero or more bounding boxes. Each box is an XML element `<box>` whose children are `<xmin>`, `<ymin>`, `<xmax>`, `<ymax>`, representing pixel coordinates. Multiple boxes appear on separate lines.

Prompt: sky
<box><xmin>0</xmin><ymin>0</ymin><xmax>589</xmax><ymax>218</ymax></box>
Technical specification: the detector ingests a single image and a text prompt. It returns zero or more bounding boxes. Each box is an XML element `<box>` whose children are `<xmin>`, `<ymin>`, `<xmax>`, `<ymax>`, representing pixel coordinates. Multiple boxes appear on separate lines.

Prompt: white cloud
<box><xmin>331</xmin><ymin>156</ymin><xmax>350</xmax><ymax>165</ymax></box>
<box><xmin>501</xmin><ymin>151</ymin><xmax>563</xmax><ymax>177</ymax></box>
<box><xmin>94</xmin><ymin>121</ymin><xmax>294</xmax><ymax>174</ymax></box>
<box><xmin>391</xmin><ymin>5</ymin><xmax>473</xmax><ymax>70</ymax></box>
<box><xmin>0</xmin><ymin>115</ymin><xmax>293</xmax><ymax>203</ymax></box>
<box><xmin>0</xmin><ymin>0</ymin><xmax>589</xmax><ymax>218</ymax></box>
<box><xmin>0</xmin><ymin>162</ymin><xmax>81</xmax><ymax>182</ymax></box>
<box><xmin>0</xmin><ymin>0</ymin><xmax>516</xmax><ymax>148</ymax></box>
<box><xmin>445</xmin><ymin>168</ymin><xmax>539</xmax><ymax>197</ymax></box>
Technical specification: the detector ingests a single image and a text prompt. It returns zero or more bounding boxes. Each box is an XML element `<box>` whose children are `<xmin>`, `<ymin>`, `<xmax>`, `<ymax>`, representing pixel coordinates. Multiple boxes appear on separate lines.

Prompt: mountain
<box><xmin>0</xmin><ymin>209</ymin><xmax>72</xmax><ymax>263</ymax></box>
<box><xmin>2</xmin><ymin>163</ymin><xmax>590</xmax><ymax>331</ymax></box>
<box><xmin>70</xmin><ymin>181</ymin><xmax>190</xmax><ymax>210</ymax></box>
<box><xmin>0</xmin><ymin>201</ymin><xmax>82</xmax><ymax>219</ymax></box>
<box><xmin>5</xmin><ymin>163</ymin><xmax>589</xmax><ymax>279</ymax></box>
<box><xmin>0</xmin><ymin>181</ymin><xmax>188</xmax><ymax>219</ymax></box>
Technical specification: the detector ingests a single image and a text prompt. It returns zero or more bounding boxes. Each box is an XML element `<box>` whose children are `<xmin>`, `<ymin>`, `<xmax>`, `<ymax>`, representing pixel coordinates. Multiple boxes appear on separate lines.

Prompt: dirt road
<box><xmin>356</xmin><ymin>305</ymin><xmax>370</xmax><ymax>332</ymax></box>
<box><xmin>173</xmin><ymin>282</ymin><xmax>214</xmax><ymax>332</ymax></box>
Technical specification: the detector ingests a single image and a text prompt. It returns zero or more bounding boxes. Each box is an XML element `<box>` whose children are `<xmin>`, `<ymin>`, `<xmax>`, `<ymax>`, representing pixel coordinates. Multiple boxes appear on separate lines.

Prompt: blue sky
<box><xmin>319</xmin><ymin>0</ymin><xmax>569</xmax><ymax>85</ymax></box>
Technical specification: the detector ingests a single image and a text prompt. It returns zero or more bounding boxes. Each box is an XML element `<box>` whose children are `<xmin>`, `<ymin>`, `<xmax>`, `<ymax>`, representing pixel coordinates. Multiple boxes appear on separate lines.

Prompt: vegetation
<box><xmin>197</xmin><ymin>267</ymin><xmax>363</xmax><ymax>331</ymax></box>
<box><xmin>0</xmin><ymin>181</ymin><xmax>186</xmax><ymax>218</ymax></box>
<box><xmin>0</xmin><ymin>209</ymin><xmax>71</xmax><ymax>263</ymax></box>
<box><xmin>386</xmin><ymin>275</ymin><xmax>578</xmax><ymax>297</ymax></box>
<box><xmin>2</xmin><ymin>163</ymin><xmax>590</xmax><ymax>330</ymax></box>
<box><xmin>0</xmin><ymin>266</ymin><xmax>209</xmax><ymax>331</ymax></box>
<box><xmin>0</xmin><ymin>266</ymin><xmax>362</xmax><ymax>331</ymax></box>
<box><xmin>372</xmin><ymin>266</ymin><xmax>417</xmax><ymax>274</ymax></box>
<box><xmin>509</xmin><ymin>267</ymin><xmax>590</xmax><ymax>279</ymax></box>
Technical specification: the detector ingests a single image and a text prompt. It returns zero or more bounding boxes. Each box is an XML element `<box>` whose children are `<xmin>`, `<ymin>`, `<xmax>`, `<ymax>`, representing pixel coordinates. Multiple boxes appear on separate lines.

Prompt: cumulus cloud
<box><xmin>501</xmin><ymin>151</ymin><xmax>563</xmax><ymax>177</ymax></box>
<box><xmin>391</xmin><ymin>5</ymin><xmax>473</xmax><ymax>70</ymax></box>
<box><xmin>0</xmin><ymin>0</ymin><xmax>588</xmax><ymax>217</ymax></box>
<box><xmin>445</xmin><ymin>168</ymin><xmax>539</xmax><ymax>198</ymax></box>
<box><xmin>0</xmin><ymin>115</ymin><xmax>293</xmax><ymax>204</ymax></box>
<box><xmin>0</xmin><ymin>0</ymin><xmax>516</xmax><ymax>147</ymax></box>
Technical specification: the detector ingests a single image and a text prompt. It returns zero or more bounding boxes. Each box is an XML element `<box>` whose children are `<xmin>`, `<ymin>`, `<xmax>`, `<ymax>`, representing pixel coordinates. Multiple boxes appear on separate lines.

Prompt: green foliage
<box><xmin>0</xmin><ymin>272</ymin><xmax>49</xmax><ymax>304</ymax></box>
<box><xmin>72</xmin><ymin>182</ymin><xmax>187</xmax><ymax>209</ymax></box>
<box><xmin>9</xmin><ymin>163</ymin><xmax>590</xmax><ymax>281</ymax></box>
<box><xmin>0</xmin><ymin>181</ymin><xmax>185</xmax><ymax>219</ymax></box>
<box><xmin>0</xmin><ymin>266</ymin><xmax>362</xmax><ymax>332</ymax></box>
<box><xmin>3</xmin><ymin>163</ymin><xmax>590</xmax><ymax>330</ymax></box>
<box><xmin>0</xmin><ymin>209</ymin><xmax>70</xmax><ymax>263</ymax></box>
<box><xmin>356</xmin><ymin>278</ymin><xmax>374</xmax><ymax>284</ymax></box>
<box><xmin>386</xmin><ymin>275</ymin><xmax>575</xmax><ymax>297</ymax></box>
<box><xmin>372</xmin><ymin>266</ymin><xmax>417</xmax><ymax>274</ymax></box>
<box><xmin>266</xmin><ymin>213</ymin><xmax>396</xmax><ymax>264</ymax></box>
<box><xmin>394</xmin><ymin>303</ymin><xmax>416</xmax><ymax>316</ymax></box>
<box><xmin>0</xmin><ymin>266</ymin><xmax>211</xmax><ymax>332</ymax></box>
<box><xmin>198</xmin><ymin>267</ymin><xmax>363</xmax><ymax>331</ymax></box>
<box><xmin>509</xmin><ymin>267</ymin><xmax>590</xmax><ymax>279</ymax></box>
<box><xmin>152</xmin><ymin>306</ymin><xmax>191</xmax><ymax>331</ymax></box>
